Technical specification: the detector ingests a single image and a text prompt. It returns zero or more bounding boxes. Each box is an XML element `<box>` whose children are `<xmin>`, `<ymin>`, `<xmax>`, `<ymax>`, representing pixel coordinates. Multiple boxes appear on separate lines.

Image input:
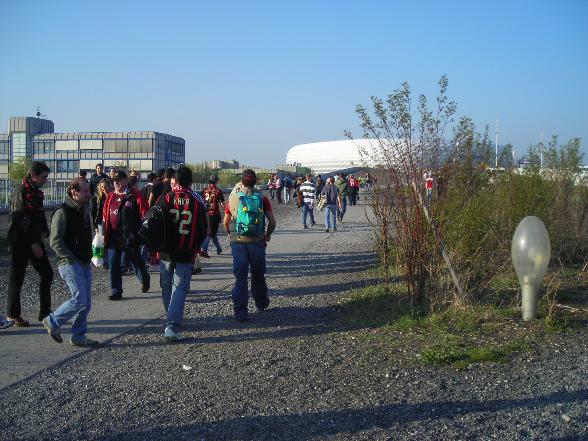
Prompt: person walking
<box><xmin>299</xmin><ymin>174</ymin><xmax>316</xmax><ymax>229</ymax></box>
<box><xmin>200</xmin><ymin>174</ymin><xmax>225</xmax><ymax>257</ymax></box>
<box><xmin>223</xmin><ymin>169</ymin><xmax>276</xmax><ymax>322</ymax></box>
<box><xmin>335</xmin><ymin>173</ymin><xmax>348</xmax><ymax>222</ymax></box>
<box><xmin>267</xmin><ymin>175</ymin><xmax>275</xmax><ymax>200</ymax></box>
<box><xmin>92</xmin><ymin>178</ymin><xmax>112</xmax><ymax>234</ymax></box>
<box><xmin>283</xmin><ymin>175</ymin><xmax>293</xmax><ymax>204</ymax></box>
<box><xmin>89</xmin><ymin>163</ymin><xmax>108</xmax><ymax>194</ymax></box>
<box><xmin>92</xmin><ymin>178</ymin><xmax>112</xmax><ymax>269</ymax></box>
<box><xmin>315</xmin><ymin>174</ymin><xmax>325</xmax><ymax>197</ymax></box>
<box><xmin>6</xmin><ymin>161</ymin><xmax>54</xmax><ymax>326</ymax></box>
<box><xmin>321</xmin><ymin>176</ymin><xmax>341</xmax><ymax>232</ymax></box>
<box><xmin>274</xmin><ymin>175</ymin><xmax>283</xmax><ymax>204</ymax></box>
<box><xmin>158</xmin><ymin>167</ymin><xmax>207</xmax><ymax>340</ymax></box>
<box><xmin>347</xmin><ymin>174</ymin><xmax>359</xmax><ymax>206</ymax></box>
<box><xmin>102</xmin><ymin>170</ymin><xmax>150</xmax><ymax>300</ymax></box>
<box><xmin>42</xmin><ymin>177</ymin><xmax>100</xmax><ymax>347</ymax></box>
<box><xmin>149</xmin><ymin>167</ymin><xmax>174</xmax><ymax>207</ymax></box>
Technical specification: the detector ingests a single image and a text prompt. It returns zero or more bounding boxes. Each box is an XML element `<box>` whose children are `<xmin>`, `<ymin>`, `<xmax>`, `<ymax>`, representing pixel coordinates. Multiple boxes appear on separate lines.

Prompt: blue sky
<box><xmin>1</xmin><ymin>0</ymin><xmax>587</xmax><ymax>167</ymax></box>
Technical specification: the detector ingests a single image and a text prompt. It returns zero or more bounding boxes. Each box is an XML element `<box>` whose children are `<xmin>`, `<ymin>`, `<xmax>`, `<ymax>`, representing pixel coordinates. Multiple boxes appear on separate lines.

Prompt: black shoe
<box><xmin>333</xmin><ymin>227</ymin><xmax>337</xmax><ymax>232</ymax></box>
<box><xmin>256</xmin><ymin>298</ymin><xmax>270</xmax><ymax>312</ymax></box>
<box><xmin>192</xmin><ymin>267</ymin><xmax>202</xmax><ymax>275</ymax></box>
<box><xmin>108</xmin><ymin>295</ymin><xmax>122</xmax><ymax>301</ymax></box>
<box><xmin>303</xmin><ymin>225</ymin><xmax>308</xmax><ymax>229</ymax></box>
<box><xmin>311</xmin><ymin>222</ymin><xmax>316</xmax><ymax>227</ymax></box>
<box><xmin>70</xmin><ymin>337</ymin><xmax>101</xmax><ymax>348</ymax></box>
<box><xmin>141</xmin><ymin>280</ymin><xmax>150</xmax><ymax>293</ymax></box>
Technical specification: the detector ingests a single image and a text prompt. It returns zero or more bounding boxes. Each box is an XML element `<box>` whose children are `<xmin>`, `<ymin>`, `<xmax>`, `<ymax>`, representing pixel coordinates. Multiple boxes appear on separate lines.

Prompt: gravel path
<box><xmin>0</xmin><ymin>197</ymin><xmax>586</xmax><ymax>440</ymax></box>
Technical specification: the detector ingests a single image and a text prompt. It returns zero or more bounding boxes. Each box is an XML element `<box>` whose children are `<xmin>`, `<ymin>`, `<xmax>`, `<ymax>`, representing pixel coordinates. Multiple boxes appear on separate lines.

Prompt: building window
<box><xmin>55</xmin><ymin>140</ymin><xmax>78</xmax><ymax>151</ymax></box>
<box><xmin>128</xmin><ymin>139</ymin><xmax>152</xmax><ymax>153</ymax></box>
<box><xmin>33</xmin><ymin>141</ymin><xmax>55</xmax><ymax>155</ymax></box>
<box><xmin>56</xmin><ymin>160</ymin><xmax>79</xmax><ymax>173</ymax></box>
<box><xmin>79</xmin><ymin>139</ymin><xmax>103</xmax><ymax>150</ymax></box>
<box><xmin>0</xmin><ymin>141</ymin><xmax>9</xmax><ymax>155</ymax></box>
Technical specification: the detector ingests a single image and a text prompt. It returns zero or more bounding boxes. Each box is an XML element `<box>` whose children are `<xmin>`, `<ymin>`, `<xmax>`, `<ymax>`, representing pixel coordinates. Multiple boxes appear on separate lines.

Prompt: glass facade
<box><xmin>11</xmin><ymin>133</ymin><xmax>31</xmax><ymax>160</ymax></box>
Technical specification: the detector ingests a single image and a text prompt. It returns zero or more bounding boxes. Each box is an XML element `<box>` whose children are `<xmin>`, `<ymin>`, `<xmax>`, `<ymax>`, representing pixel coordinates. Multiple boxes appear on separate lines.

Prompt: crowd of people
<box><xmin>1</xmin><ymin>162</ymin><xmax>277</xmax><ymax>343</ymax></box>
<box><xmin>0</xmin><ymin>162</ymin><xmax>365</xmax><ymax>342</ymax></box>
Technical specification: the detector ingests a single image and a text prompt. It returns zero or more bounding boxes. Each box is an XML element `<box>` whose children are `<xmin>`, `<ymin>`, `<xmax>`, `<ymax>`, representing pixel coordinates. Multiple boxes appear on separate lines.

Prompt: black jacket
<box><xmin>7</xmin><ymin>179</ymin><xmax>49</xmax><ymax>254</ymax></box>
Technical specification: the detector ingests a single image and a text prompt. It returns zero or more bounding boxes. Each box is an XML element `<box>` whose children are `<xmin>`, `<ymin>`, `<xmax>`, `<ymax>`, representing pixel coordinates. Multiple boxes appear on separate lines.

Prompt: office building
<box><xmin>0</xmin><ymin>116</ymin><xmax>185</xmax><ymax>181</ymax></box>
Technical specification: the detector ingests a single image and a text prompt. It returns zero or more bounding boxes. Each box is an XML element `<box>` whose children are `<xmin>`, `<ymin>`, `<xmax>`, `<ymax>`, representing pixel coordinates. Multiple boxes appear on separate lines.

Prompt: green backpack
<box><xmin>236</xmin><ymin>192</ymin><xmax>265</xmax><ymax>237</ymax></box>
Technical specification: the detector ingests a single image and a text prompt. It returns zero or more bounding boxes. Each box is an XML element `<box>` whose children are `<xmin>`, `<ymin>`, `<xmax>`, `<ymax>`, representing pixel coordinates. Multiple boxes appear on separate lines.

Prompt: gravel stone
<box><xmin>0</xmin><ymin>197</ymin><xmax>586</xmax><ymax>440</ymax></box>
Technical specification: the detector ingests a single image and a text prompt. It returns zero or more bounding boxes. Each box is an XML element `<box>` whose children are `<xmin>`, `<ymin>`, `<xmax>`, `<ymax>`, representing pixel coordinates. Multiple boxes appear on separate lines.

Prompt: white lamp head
<box><xmin>511</xmin><ymin>216</ymin><xmax>551</xmax><ymax>288</ymax></box>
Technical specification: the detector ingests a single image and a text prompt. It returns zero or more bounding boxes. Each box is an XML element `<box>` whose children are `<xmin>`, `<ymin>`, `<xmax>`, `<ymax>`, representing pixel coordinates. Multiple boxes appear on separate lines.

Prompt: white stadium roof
<box><xmin>285</xmin><ymin>139</ymin><xmax>385</xmax><ymax>174</ymax></box>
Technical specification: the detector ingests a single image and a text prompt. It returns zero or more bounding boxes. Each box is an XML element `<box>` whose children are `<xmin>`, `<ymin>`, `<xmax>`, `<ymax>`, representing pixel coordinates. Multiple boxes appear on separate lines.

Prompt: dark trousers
<box><xmin>7</xmin><ymin>249</ymin><xmax>54</xmax><ymax>318</ymax></box>
<box><xmin>276</xmin><ymin>188</ymin><xmax>283</xmax><ymax>204</ymax></box>
<box><xmin>108</xmin><ymin>246</ymin><xmax>149</xmax><ymax>297</ymax></box>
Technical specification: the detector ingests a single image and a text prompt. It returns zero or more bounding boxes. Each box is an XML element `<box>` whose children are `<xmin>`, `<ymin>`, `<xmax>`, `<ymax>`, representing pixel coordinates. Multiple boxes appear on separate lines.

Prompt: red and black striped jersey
<box><xmin>158</xmin><ymin>187</ymin><xmax>208</xmax><ymax>263</ymax></box>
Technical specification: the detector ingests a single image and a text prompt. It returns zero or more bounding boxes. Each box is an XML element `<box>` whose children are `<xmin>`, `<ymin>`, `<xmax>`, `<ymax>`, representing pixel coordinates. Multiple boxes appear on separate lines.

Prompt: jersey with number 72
<box><xmin>159</xmin><ymin>189</ymin><xmax>208</xmax><ymax>263</ymax></box>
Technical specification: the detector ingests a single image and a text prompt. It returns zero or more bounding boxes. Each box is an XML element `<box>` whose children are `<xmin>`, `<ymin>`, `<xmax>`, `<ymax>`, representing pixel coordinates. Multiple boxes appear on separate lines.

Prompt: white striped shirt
<box><xmin>299</xmin><ymin>181</ymin><xmax>316</xmax><ymax>204</ymax></box>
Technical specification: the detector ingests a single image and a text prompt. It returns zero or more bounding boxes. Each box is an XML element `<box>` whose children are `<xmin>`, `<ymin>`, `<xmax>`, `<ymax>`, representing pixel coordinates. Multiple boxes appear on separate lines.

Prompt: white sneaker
<box><xmin>164</xmin><ymin>326</ymin><xmax>182</xmax><ymax>341</ymax></box>
<box><xmin>0</xmin><ymin>318</ymin><xmax>14</xmax><ymax>329</ymax></box>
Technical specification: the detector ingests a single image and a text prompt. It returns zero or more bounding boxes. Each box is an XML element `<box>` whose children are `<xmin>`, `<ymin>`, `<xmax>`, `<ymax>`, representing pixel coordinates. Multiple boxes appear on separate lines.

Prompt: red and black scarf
<box><xmin>22</xmin><ymin>177</ymin><xmax>44</xmax><ymax>212</ymax></box>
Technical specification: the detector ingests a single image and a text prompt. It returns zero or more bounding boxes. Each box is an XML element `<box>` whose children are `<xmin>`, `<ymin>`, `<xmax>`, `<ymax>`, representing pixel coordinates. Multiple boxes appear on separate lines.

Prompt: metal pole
<box><xmin>495</xmin><ymin>118</ymin><xmax>499</xmax><ymax>168</ymax></box>
<box><xmin>521</xmin><ymin>284</ymin><xmax>538</xmax><ymax>320</ymax></box>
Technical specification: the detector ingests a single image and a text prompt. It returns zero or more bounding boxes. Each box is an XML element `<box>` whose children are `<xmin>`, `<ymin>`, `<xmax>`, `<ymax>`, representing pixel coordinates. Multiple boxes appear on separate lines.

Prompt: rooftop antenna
<box><xmin>495</xmin><ymin>118</ymin><xmax>499</xmax><ymax>168</ymax></box>
<box><xmin>35</xmin><ymin>106</ymin><xmax>47</xmax><ymax>119</ymax></box>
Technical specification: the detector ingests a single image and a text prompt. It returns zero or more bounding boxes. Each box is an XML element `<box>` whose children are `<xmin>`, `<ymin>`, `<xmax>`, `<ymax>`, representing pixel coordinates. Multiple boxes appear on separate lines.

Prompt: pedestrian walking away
<box><xmin>299</xmin><ymin>174</ymin><xmax>316</xmax><ymax>229</ymax></box>
<box><xmin>348</xmin><ymin>174</ymin><xmax>359</xmax><ymax>206</ymax></box>
<box><xmin>321</xmin><ymin>176</ymin><xmax>341</xmax><ymax>232</ymax></box>
<box><xmin>6</xmin><ymin>161</ymin><xmax>54</xmax><ymax>326</ymax></box>
<box><xmin>274</xmin><ymin>174</ymin><xmax>283</xmax><ymax>204</ymax></box>
<box><xmin>158</xmin><ymin>167</ymin><xmax>208</xmax><ymax>341</ymax></box>
<box><xmin>43</xmin><ymin>177</ymin><xmax>100</xmax><ymax>347</ymax></box>
<box><xmin>224</xmin><ymin>169</ymin><xmax>276</xmax><ymax>322</ymax></box>
<box><xmin>283</xmin><ymin>175</ymin><xmax>293</xmax><ymax>204</ymax></box>
<box><xmin>200</xmin><ymin>174</ymin><xmax>225</xmax><ymax>258</ymax></box>
<box><xmin>102</xmin><ymin>170</ymin><xmax>150</xmax><ymax>300</ymax></box>
<box><xmin>335</xmin><ymin>173</ymin><xmax>348</xmax><ymax>222</ymax></box>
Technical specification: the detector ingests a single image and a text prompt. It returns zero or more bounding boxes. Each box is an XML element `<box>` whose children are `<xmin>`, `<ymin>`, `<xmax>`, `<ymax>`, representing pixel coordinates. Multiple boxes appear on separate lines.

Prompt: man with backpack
<box><xmin>200</xmin><ymin>174</ymin><xmax>225</xmax><ymax>258</ymax></box>
<box><xmin>158</xmin><ymin>167</ymin><xmax>207</xmax><ymax>340</ymax></box>
<box><xmin>43</xmin><ymin>177</ymin><xmax>100</xmax><ymax>347</ymax></box>
<box><xmin>102</xmin><ymin>170</ymin><xmax>150</xmax><ymax>300</ymax></box>
<box><xmin>223</xmin><ymin>169</ymin><xmax>276</xmax><ymax>322</ymax></box>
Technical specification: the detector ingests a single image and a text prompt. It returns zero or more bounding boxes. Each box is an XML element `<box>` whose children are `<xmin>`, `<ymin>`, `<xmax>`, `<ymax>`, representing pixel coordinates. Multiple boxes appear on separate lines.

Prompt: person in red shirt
<box><xmin>102</xmin><ymin>170</ymin><xmax>150</xmax><ymax>300</ymax></box>
<box><xmin>199</xmin><ymin>174</ymin><xmax>225</xmax><ymax>258</ymax></box>
<box><xmin>223</xmin><ymin>169</ymin><xmax>276</xmax><ymax>322</ymax></box>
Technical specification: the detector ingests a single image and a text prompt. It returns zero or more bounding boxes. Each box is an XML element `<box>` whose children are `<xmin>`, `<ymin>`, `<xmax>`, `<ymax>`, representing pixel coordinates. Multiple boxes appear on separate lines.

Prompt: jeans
<box><xmin>325</xmin><ymin>205</ymin><xmax>337</xmax><ymax>229</ymax></box>
<box><xmin>201</xmin><ymin>214</ymin><xmax>222</xmax><ymax>253</ymax></box>
<box><xmin>301</xmin><ymin>203</ymin><xmax>315</xmax><ymax>226</ymax></box>
<box><xmin>7</xmin><ymin>248</ymin><xmax>53</xmax><ymax>318</ymax></box>
<box><xmin>230</xmin><ymin>241</ymin><xmax>269</xmax><ymax>319</ymax></box>
<box><xmin>107</xmin><ymin>246</ymin><xmax>149</xmax><ymax>297</ymax></box>
<box><xmin>48</xmin><ymin>263</ymin><xmax>92</xmax><ymax>338</ymax></box>
<box><xmin>284</xmin><ymin>188</ymin><xmax>291</xmax><ymax>204</ymax></box>
<box><xmin>160</xmin><ymin>261</ymin><xmax>192</xmax><ymax>332</ymax></box>
<box><xmin>337</xmin><ymin>196</ymin><xmax>347</xmax><ymax>220</ymax></box>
